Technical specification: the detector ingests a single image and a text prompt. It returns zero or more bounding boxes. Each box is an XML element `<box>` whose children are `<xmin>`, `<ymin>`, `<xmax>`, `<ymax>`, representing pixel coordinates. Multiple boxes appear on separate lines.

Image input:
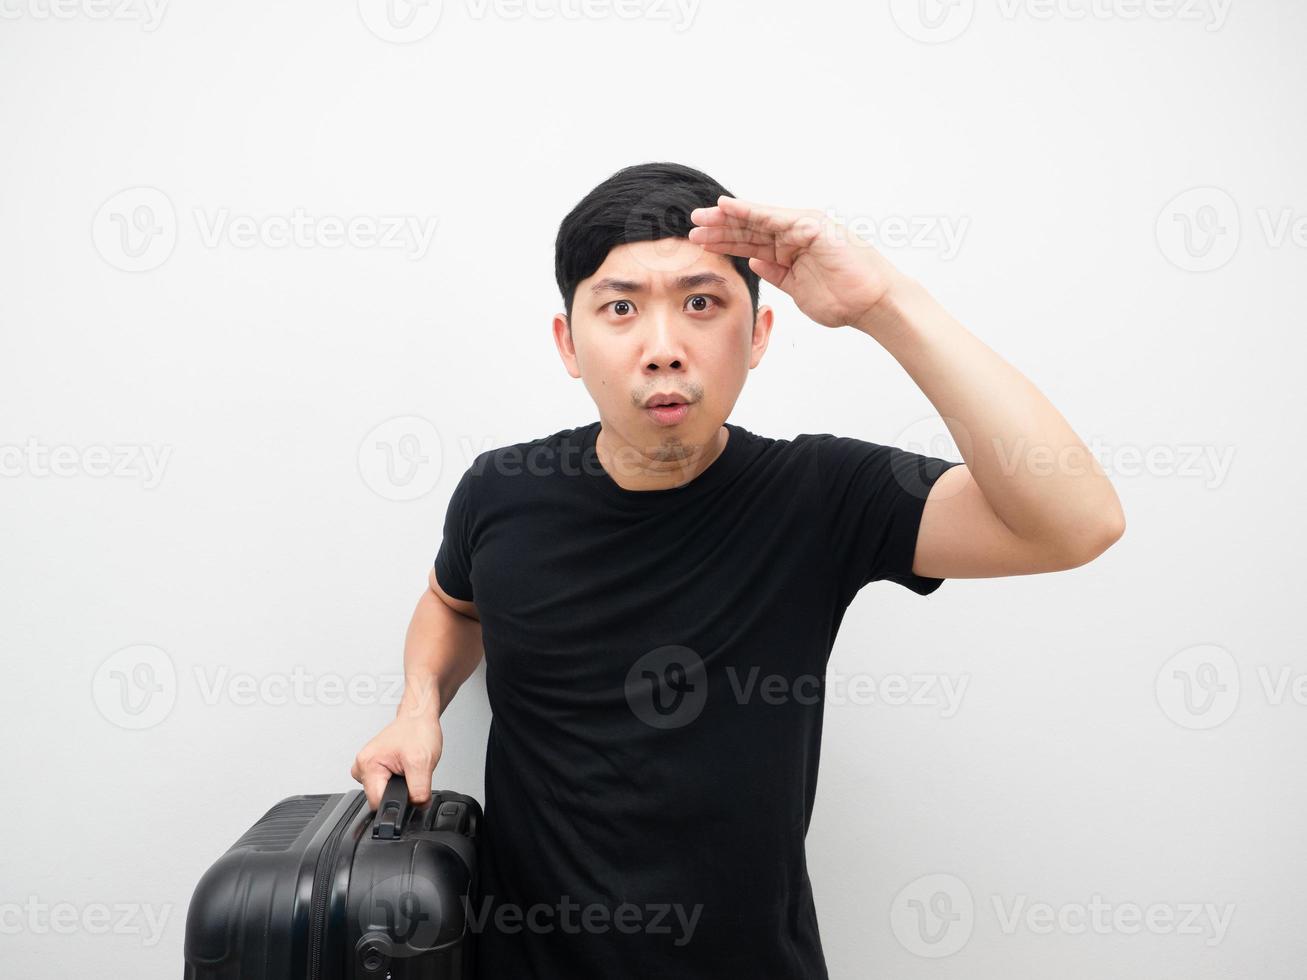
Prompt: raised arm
<box><xmin>854</xmin><ymin>275</ymin><xmax>1125</xmax><ymax>578</ymax></box>
<box><xmin>689</xmin><ymin>194</ymin><xmax>1125</xmax><ymax>579</ymax></box>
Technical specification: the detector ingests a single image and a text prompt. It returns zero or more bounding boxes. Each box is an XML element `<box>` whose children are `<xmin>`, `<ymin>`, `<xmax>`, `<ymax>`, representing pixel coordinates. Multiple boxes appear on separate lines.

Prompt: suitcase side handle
<box><xmin>370</xmin><ymin>773</ymin><xmax>411</xmax><ymax>840</ymax></box>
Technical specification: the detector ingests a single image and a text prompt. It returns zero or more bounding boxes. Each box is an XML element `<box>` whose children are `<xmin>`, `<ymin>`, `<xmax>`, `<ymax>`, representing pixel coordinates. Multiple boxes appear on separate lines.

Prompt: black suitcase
<box><xmin>184</xmin><ymin>775</ymin><xmax>481</xmax><ymax>979</ymax></box>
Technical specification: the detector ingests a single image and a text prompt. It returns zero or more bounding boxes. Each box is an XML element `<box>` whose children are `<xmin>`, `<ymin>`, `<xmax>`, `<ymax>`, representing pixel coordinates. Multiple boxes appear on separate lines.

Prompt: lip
<box><xmin>643</xmin><ymin>391</ymin><xmax>692</xmax><ymax>409</ymax></box>
<box><xmin>644</xmin><ymin>402</ymin><xmax>693</xmax><ymax>426</ymax></box>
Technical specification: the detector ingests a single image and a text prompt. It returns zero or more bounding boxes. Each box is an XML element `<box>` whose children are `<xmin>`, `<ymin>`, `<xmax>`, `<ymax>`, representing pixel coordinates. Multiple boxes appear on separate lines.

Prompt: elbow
<box><xmin>1054</xmin><ymin>506</ymin><xmax>1126</xmax><ymax>570</ymax></box>
<box><xmin>1089</xmin><ymin>508</ymin><xmax>1127</xmax><ymax>559</ymax></box>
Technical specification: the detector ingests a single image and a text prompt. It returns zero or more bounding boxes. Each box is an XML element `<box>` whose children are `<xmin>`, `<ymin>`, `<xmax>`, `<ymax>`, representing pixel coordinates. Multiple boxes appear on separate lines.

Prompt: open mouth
<box><xmin>644</xmin><ymin>399</ymin><xmax>693</xmax><ymax>425</ymax></box>
<box><xmin>643</xmin><ymin>391</ymin><xmax>692</xmax><ymax>408</ymax></box>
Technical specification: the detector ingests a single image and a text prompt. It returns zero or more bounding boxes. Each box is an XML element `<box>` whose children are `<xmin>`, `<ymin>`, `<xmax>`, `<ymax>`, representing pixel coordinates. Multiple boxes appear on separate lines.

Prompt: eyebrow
<box><xmin>589</xmin><ymin>272</ymin><xmax>731</xmax><ymax>295</ymax></box>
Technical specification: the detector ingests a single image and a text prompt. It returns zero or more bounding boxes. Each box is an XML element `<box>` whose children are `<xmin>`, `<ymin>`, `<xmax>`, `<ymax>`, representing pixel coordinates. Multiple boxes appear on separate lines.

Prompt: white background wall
<box><xmin>2</xmin><ymin>1</ymin><xmax>1303</xmax><ymax>976</ymax></box>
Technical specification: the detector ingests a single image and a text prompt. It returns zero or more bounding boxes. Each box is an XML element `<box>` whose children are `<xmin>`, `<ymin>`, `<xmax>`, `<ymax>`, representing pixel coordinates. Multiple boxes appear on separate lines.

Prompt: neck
<box><xmin>595</xmin><ymin>421</ymin><xmax>729</xmax><ymax>492</ymax></box>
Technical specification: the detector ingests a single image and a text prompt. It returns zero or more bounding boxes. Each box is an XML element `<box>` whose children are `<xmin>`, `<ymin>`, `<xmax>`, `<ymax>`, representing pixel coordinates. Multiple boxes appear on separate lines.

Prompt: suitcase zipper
<box><xmin>308</xmin><ymin>792</ymin><xmax>367</xmax><ymax>980</ymax></box>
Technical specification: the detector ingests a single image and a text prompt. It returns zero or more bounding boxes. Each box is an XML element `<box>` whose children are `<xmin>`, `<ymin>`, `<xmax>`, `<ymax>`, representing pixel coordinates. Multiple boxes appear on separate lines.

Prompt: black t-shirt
<box><xmin>434</xmin><ymin>419</ymin><xmax>961</xmax><ymax>979</ymax></box>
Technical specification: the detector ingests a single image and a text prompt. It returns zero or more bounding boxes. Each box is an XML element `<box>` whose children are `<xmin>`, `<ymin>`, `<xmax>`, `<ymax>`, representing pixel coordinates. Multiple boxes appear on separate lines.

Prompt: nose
<box><xmin>642</xmin><ymin>310</ymin><xmax>687</xmax><ymax>374</ymax></box>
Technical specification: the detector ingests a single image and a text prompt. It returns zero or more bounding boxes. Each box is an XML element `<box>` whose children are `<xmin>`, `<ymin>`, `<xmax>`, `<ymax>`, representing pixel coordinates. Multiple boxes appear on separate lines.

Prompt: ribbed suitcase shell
<box><xmin>183</xmin><ymin>779</ymin><xmax>481</xmax><ymax>979</ymax></box>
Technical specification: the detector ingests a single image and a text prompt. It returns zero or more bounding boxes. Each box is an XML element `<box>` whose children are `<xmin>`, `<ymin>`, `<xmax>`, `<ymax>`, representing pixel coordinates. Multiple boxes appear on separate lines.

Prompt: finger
<box><xmin>714</xmin><ymin>195</ymin><xmax>815</xmax><ymax>237</ymax></box>
<box><xmin>363</xmin><ymin>762</ymin><xmax>397</xmax><ymax>811</ymax></box>
<box><xmin>401</xmin><ymin>757</ymin><xmax>434</xmax><ymax>804</ymax></box>
<box><xmin>697</xmin><ymin>239</ymin><xmax>781</xmax><ymax>263</ymax></box>
<box><xmin>689</xmin><ymin>209</ymin><xmax>782</xmax><ymax>244</ymax></box>
<box><xmin>748</xmin><ymin>256</ymin><xmax>790</xmax><ymax>289</ymax></box>
<box><xmin>695</xmin><ymin>206</ymin><xmax>821</xmax><ymax>251</ymax></box>
<box><xmin>687</xmin><ymin>224</ymin><xmax>778</xmax><ymax>248</ymax></box>
<box><xmin>688</xmin><ymin>203</ymin><xmax>730</xmax><ymax>227</ymax></box>
<box><xmin>690</xmin><ymin>196</ymin><xmax>800</xmax><ymax>231</ymax></box>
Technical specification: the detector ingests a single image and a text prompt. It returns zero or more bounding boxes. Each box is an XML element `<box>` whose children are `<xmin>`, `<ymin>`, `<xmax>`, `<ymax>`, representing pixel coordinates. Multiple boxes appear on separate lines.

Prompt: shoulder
<box><xmin>725</xmin><ymin>424</ymin><xmax>838</xmax><ymax>485</ymax></box>
<box><xmin>455</xmin><ymin>422</ymin><xmax>591</xmax><ymax>496</ymax></box>
<box><xmin>742</xmin><ymin>427</ymin><xmax>853</xmax><ymax>465</ymax></box>
<box><xmin>754</xmin><ymin>430</ymin><xmax>925</xmax><ymax>492</ymax></box>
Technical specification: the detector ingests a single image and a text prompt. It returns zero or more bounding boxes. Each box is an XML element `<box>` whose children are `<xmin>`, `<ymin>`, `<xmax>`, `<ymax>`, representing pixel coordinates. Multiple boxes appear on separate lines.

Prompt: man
<box><xmin>350</xmin><ymin>161</ymin><xmax>1125</xmax><ymax>977</ymax></box>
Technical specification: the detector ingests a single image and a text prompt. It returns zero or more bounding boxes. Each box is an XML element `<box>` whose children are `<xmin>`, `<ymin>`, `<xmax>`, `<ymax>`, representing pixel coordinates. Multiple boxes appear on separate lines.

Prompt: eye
<box><xmin>602</xmin><ymin>295</ymin><xmax>719</xmax><ymax>317</ymax></box>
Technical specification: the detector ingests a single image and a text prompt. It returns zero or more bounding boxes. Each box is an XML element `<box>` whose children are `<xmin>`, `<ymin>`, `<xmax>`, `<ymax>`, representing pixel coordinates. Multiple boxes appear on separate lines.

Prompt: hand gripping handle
<box><xmin>371</xmin><ymin>773</ymin><xmax>412</xmax><ymax>840</ymax></box>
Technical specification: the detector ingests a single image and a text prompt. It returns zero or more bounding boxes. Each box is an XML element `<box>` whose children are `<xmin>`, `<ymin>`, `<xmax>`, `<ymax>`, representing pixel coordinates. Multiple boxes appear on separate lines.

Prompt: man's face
<box><xmin>554</xmin><ymin>237</ymin><xmax>773</xmax><ymax>460</ymax></box>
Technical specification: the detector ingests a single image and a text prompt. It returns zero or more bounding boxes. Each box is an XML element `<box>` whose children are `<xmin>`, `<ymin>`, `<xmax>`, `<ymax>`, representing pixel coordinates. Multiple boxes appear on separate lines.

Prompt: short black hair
<box><xmin>554</xmin><ymin>161</ymin><xmax>761</xmax><ymax>324</ymax></box>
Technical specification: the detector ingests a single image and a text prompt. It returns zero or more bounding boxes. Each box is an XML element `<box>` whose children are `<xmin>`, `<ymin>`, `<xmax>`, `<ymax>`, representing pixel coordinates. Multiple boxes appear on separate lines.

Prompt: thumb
<box><xmin>748</xmin><ymin>256</ymin><xmax>789</xmax><ymax>289</ymax></box>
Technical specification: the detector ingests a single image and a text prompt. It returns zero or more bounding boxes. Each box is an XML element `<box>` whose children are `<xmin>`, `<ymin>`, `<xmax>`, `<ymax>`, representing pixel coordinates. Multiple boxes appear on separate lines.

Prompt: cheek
<box><xmin>575</xmin><ymin>338</ymin><xmax>628</xmax><ymax>389</ymax></box>
<box><xmin>693</xmin><ymin>348</ymin><xmax>748</xmax><ymax>404</ymax></box>
<box><xmin>703</xmin><ymin>321</ymin><xmax>754</xmax><ymax>366</ymax></box>
<box><xmin>588</xmin><ymin>345</ymin><xmax>625</xmax><ymax>375</ymax></box>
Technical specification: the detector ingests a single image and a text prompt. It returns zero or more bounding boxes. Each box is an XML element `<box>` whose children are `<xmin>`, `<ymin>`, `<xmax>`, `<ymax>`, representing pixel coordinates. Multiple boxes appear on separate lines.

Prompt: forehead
<box><xmin>582</xmin><ymin>238</ymin><xmax>744</xmax><ymax>293</ymax></box>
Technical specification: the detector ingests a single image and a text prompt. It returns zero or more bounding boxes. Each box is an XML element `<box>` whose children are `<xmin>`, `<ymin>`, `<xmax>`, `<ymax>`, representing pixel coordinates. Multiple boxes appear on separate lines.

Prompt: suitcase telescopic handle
<box><xmin>371</xmin><ymin>773</ymin><xmax>411</xmax><ymax>840</ymax></box>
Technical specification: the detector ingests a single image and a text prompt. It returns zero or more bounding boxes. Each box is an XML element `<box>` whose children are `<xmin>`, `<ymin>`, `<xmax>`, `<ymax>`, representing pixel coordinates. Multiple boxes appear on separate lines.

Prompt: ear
<box><xmin>553</xmin><ymin>312</ymin><xmax>581</xmax><ymax>379</ymax></box>
<box><xmin>748</xmin><ymin>305</ymin><xmax>774</xmax><ymax>370</ymax></box>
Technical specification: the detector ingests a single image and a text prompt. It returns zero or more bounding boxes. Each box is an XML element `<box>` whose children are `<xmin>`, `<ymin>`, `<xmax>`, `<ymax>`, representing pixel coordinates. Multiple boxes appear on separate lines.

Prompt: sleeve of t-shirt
<box><xmin>812</xmin><ymin>433</ymin><xmax>964</xmax><ymax>599</ymax></box>
<box><xmin>432</xmin><ymin>463</ymin><xmax>477</xmax><ymax>602</ymax></box>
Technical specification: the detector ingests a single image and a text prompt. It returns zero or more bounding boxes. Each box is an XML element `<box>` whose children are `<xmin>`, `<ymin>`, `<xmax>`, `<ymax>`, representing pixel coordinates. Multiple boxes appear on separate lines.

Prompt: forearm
<box><xmin>396</xmin><ymin>585</ymin><xmax>485</xmax><ymax>722</ymax></box>
<box><xmin>855</xmin><ymin>274</ymin><xmax>1125</xmax><ymax>555</ymax></box>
